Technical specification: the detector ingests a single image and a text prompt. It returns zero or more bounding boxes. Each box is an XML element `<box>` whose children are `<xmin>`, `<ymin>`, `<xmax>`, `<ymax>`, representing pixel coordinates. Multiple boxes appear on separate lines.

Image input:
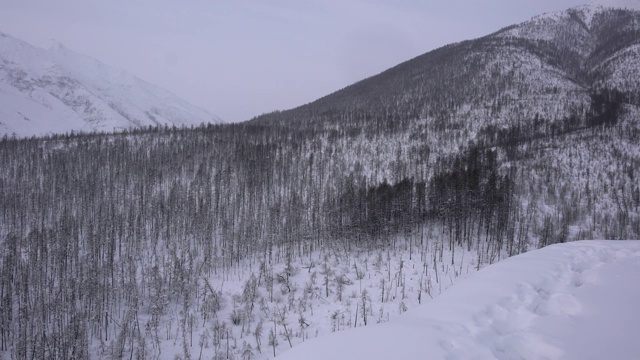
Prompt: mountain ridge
<box><xmin>250</xmin><ymin>4</ymin><xmax>639</xmax><ymax>130</ymax></box>
<box><xmin>0</xmin><ymin>32</ymin><xmax>222</xmax><ymax>137</ymax></box>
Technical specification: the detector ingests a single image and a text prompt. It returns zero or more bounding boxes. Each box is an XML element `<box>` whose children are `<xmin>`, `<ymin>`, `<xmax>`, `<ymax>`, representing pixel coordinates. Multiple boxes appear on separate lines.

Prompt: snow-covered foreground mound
<box><xmin>279</xmin><ymin>241</ymin><xmax>640</xmax><ymax>360</ymax></box>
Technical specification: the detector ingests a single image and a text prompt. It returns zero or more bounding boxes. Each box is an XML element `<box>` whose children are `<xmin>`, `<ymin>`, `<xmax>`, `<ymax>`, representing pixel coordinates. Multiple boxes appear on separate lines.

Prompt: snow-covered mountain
<box><xmin>0</xmin><ymin>32</ymin><xmax>222</xmax><ymax>137</ymax></box>
<box><xmin>279</xmin><ymin>241</ymin><xmax>640</xmax><ymax>360</ymax></box>
<box><xmin>252</xmin><ymin>4</ymin><xmax>640</xmax><ymax>131</ymax></box>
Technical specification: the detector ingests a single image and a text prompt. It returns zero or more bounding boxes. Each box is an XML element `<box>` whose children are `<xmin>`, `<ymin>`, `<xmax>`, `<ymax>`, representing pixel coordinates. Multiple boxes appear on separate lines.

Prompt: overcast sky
<box><xmin>1</xmin><ymin>0</ymin><xmax>639</xmax><ymax>122</ymax></box>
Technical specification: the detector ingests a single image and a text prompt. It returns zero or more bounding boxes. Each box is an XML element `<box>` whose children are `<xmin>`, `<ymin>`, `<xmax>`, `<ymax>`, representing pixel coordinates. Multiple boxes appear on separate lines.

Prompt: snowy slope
<box><xmin>0</xmin><ymin>32</ymin><xmax>222</xmax><ymax>137</ymax></box>
<box><xmin>279</xmin><ymin>241</ymin><xmax>640</xmax><ymax>360</ymax></box>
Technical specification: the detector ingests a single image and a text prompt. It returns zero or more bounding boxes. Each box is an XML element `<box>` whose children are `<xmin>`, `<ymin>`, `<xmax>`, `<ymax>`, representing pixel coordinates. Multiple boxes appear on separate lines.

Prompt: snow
<box><xmin>0</xmin><ymin>81</ymin><xmax>93</xmax><ymax>135</ymax></box>
<box><xmin>278</xmin><ymin>241</ymin><xmax>640</xmax><ymax>360</ymax></box>
<box><xmin>578</xmin><ymin>2</ymin><xmax>605</xmax><ymax>26</ymax></box>
<box><xmin>0</xmin><ymin>32</ymin><xmax>222</xmax><ymax>137</ymax></box>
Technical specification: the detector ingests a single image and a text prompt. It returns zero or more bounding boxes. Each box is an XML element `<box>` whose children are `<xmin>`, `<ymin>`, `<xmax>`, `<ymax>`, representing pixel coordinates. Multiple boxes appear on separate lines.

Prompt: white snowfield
<box><xmin>0</xmin><ymin>32</ymin><xmax>222</xmax><ymax>137</ymax></box>
<box><xmin>279</xmin><ymin>241</ymin><xmax>640</xmax><ymax>360</ymax></box>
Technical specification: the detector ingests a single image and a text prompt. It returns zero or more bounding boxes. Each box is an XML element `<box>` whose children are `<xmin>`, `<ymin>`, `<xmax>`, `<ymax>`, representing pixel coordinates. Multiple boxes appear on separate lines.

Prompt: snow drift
<box><xmin>279</xmin><ymin>241</ymin><xmax>640</xmax><ymax>360</ymax></box>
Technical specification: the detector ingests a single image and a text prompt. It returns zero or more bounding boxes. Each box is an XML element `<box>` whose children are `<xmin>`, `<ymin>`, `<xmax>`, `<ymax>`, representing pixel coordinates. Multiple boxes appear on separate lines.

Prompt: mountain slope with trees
<box><xmin>251</xmin><ymin>5</ymin><xmax>638</xmax><ymax>130</ymax></box>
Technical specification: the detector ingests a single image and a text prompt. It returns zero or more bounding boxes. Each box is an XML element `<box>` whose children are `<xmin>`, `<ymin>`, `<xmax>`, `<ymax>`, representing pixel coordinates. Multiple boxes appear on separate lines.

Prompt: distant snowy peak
<box><xmin>495</xmin><ymin>4</ymin><xmax>640</xmax><ymax>61</ymax></box>
<box><xmin>47</xmin><ymin>40</ymin><xmax>134</xmax><ymax>87</ymax></box>
<box><xmin>499</xmin><ymin>6</ymin><xmax>600</xmax><ymax>43</ymax></box>
<box><xmin>537</xmin><ymin>2</ymin><xmax>639</xmax><ymax>29</ymax></box>
<box><xmin>537</xmin><ymin>2</ymin><xmax>607</xmax><ymax>25</ymax></box>
<box><xmin>0</xmin><ymin>32</ymin><xmax>222</xmax><ymax>138</ymax></box>
<box><xmin>572</xmin><ymin>2</ymin><xmax>606</xmax><ymax>26</ymax></box>
<box><xmin>532</xmin><ymin>2</ymin><xmax>606</xmax><ymax>22</ymax></box>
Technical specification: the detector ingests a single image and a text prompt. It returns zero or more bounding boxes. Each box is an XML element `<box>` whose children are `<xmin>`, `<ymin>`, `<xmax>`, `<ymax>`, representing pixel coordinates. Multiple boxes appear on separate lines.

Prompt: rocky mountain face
<box><xmin>0</xmin><ymin>32</ymin><xmax>222</xmax><ymax>137</ymax></box>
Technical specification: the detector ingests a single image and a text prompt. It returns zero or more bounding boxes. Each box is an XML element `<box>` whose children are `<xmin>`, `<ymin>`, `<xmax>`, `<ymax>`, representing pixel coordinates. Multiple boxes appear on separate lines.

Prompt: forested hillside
<box><xmin>0</xmin><ymin>4</ymin><xmax>639</xmax><ymax>359</ymax></box>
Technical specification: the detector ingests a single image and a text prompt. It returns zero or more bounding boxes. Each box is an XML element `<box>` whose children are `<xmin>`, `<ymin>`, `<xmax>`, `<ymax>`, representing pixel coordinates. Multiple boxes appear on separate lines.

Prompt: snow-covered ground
<box><xmin>278</xmin><ymin>241</ymin><xmax>640</xmax><ymax>360</ymax></box>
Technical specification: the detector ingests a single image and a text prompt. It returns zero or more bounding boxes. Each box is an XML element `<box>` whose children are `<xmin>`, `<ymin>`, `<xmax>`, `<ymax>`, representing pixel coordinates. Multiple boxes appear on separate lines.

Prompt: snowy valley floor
<box><xmin>278</xmin><ymin>241</ymin><xmax>640</xmax><ymax>360</ymax></box>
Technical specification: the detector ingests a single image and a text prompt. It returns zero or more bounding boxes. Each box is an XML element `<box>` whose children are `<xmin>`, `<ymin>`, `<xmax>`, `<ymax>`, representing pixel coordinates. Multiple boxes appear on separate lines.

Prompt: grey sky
<box><xmin>1</xmin><ymin>0</ymin><xmax>639</xmax><ymax>122</ymax></box>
